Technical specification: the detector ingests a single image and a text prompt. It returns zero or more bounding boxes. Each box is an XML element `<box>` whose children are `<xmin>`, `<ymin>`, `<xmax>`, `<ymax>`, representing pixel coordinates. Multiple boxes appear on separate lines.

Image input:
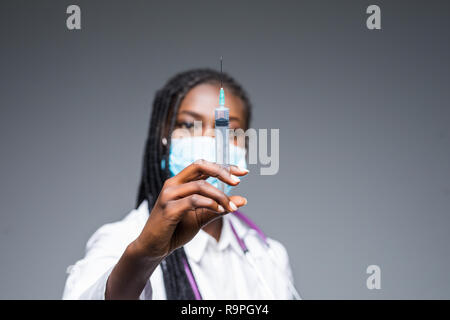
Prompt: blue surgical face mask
<box><xmin>166</xmin><ymin>136</ymin><xmax>247</xmax><ymax>195</ymax></box>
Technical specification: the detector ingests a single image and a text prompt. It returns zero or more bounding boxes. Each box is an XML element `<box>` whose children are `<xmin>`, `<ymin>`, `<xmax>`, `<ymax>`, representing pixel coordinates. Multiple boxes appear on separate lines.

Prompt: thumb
<box><xmin>197</xmin><ymin>195</ymin><xmax>248</xmax><ymax>227</ymax></box>
<box><xmin>229</xmin><ymin>195</ymin><xmax>247</xmax><ymax>208</ymax></box>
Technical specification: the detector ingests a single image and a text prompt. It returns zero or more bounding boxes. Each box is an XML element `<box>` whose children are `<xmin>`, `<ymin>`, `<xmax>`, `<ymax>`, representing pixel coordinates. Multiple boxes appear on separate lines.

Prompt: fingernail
<box><xmin>238</xmin><ymin>167</ymin><xmax>249</xmax><ymax>173</ymax></box>
<box><xmin>217</xmin><ymin>205</ymin><xmax>225</xmax><ymax>213</ymax></box>
<box><xmin>242</xmin><ymin>197</ymin><xmax>248</xmax><ymax>205</ymax></box>
<box><xmin>230</xmin><ymin>175</ymin><xmax>240</xmax><ymax>183</ymax></box>
<box><xmin>229</xmin><ymin>201</ymin><xmax>238</xmax><ymax>212</ymax></box>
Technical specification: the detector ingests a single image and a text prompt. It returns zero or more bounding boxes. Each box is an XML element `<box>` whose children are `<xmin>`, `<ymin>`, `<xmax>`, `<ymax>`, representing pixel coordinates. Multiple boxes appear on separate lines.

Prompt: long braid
<box><xmin>136</xmin><ymin>68</ymin><xmax>252</xmax><ymax>300</ymax></box>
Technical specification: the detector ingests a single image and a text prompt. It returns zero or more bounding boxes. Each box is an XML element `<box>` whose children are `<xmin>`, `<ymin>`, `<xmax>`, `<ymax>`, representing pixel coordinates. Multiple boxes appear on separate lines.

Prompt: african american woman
<box><xmin>62</xmin><ymin>69</ymin><xmax>297</xmax><ymax>300</ymax></box>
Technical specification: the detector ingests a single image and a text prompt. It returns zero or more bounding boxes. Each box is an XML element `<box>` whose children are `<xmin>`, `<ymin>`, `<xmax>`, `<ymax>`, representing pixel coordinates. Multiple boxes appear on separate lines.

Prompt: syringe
<box><xmin>215</xmin><ymin>86</ymin><xmax>230</xmax><ymax>194</ymax></box>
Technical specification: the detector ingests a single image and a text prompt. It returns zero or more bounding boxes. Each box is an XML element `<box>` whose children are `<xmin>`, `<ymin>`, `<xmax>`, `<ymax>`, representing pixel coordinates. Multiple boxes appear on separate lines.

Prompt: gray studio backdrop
<box><xmin>1</xmin><ymin>0</ymin><xmax>449</xmax><ymax>299</ymax></box>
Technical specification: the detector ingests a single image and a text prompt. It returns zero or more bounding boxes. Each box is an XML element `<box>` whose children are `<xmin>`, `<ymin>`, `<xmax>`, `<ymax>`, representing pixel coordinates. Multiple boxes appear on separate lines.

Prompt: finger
<box><xmin>193</xmin><ymin>195</ymin><xmax>248</xmax><ymax>227</ymax></box>
<box><xmin>166</xmin><ymin>194</ymin><xmax>226</xmax><ymax>218</ymax></box>
<box><xmin>229</xmin><ymin>195</ymin><xmax>248</xmax><ymax>209</ymax></box>
<box><xmin>169</xmin><ymin>180</ymin><xmax>236</xmax><ymax>212</ymax></box>
<box><xmin>196</xmin><ymin>165</ymin><xmax>248</xmax><ymax>181</ymax></box>
<box><xmin>195</xmin><ymin>195</ymin><xmax>247</xmax><ymax>216</ymax></box>
<box><xmin>199</xmin><ymin>165</ymin><xmax>249</xmax><ymax>179</ymax></box>
<box><xmin>228</xmin><ymin>165</ymin><xmax>249</xmax><ymax>176</ymax></box>
<box><xmin>174</xmin><ymin>159</ymin><xmax>246</xmax><ymax>186</ymax></box>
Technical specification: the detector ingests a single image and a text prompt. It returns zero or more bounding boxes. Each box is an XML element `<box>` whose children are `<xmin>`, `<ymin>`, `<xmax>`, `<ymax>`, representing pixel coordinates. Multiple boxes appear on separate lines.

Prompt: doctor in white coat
<box><xmin>63</xmin><ymin>68</ymin><xmax>297</xmax><ymax>300</ymax></box>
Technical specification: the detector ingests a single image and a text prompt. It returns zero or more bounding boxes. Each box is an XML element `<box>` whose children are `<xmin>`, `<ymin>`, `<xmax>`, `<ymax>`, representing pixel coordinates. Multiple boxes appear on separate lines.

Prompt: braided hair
<box><xmin>135</xmin><ymin>68</ymin><xmax>252</xmax><ymax>299</ymax></box>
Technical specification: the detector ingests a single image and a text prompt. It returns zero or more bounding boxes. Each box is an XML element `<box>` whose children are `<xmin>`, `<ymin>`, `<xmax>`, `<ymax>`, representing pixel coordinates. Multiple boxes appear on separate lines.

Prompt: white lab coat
<box><xmin>62</xmin><ymin>200</ymin><xmax>295</xmax><ymax>299</ymax></box>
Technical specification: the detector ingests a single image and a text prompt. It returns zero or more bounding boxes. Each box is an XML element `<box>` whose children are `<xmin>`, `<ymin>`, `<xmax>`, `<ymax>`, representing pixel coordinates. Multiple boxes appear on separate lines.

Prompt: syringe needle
<box><xmin>220</xmin><ymin>56</ymin><xmax>223</xmax><ymax>87</ymax></box>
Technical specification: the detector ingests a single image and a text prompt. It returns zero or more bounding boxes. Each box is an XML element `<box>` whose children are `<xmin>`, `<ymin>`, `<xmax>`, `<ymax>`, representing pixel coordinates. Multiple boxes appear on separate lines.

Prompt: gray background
<box><xmin>1</xmin><ymin>0</ymin><xmax>449</xmax><ymax>299</ymax></box>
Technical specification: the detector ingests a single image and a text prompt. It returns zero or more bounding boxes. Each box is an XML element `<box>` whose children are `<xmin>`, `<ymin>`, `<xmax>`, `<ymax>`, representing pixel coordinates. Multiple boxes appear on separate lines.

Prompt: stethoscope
<box><xmin>182</xmin><ymin>210</ymin><xmax>302</xmax><ymax>300</ymax></box>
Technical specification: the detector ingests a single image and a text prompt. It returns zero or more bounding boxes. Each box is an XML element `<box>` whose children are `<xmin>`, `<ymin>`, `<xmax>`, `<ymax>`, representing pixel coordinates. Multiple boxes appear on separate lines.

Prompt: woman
<box><xmin>63</xmin><ymin>69</ymin><xmax>297</xmax><ymax>299</ymax></box>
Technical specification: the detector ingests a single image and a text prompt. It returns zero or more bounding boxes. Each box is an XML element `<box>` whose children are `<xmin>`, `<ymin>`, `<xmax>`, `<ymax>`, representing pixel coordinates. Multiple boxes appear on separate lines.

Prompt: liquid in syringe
<box><xmin>215</xmin><ymin>87</ymin><xmax>229</xmax><ymax>194</ymax></box>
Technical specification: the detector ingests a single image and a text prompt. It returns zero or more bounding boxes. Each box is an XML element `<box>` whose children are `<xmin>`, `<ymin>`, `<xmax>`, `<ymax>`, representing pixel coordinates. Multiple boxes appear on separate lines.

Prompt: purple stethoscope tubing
<box><xmin>231</xmin><ymin>210</ymin><xmax>268</xmax><ymax>245</ymax></box>
<box><xmin>232</xmin><ymin>212</ymin><xmax>302</xmax><ymax>299</ymax></box>
<box><xmin>182</xmin><ymin>210</ymin><xmax>263</xmax><ymax>300</ymax></box>
<box><xmin>182</xmin><ymin>210</ymin><xmax>301</xmax><ymax>300</ymax></box>
<box><xmin>182</xmin><ymin>256</ymin><xmax>202</xmax><ymax>300</ymax></box>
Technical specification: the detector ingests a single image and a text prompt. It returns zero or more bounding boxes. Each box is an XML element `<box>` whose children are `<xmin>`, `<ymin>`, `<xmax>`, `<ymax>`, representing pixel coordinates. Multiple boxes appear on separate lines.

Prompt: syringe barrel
<box><xmin>215</xmin><ymin>107</ymin><xmax>229</xmax><ymax>193</ymax></box>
